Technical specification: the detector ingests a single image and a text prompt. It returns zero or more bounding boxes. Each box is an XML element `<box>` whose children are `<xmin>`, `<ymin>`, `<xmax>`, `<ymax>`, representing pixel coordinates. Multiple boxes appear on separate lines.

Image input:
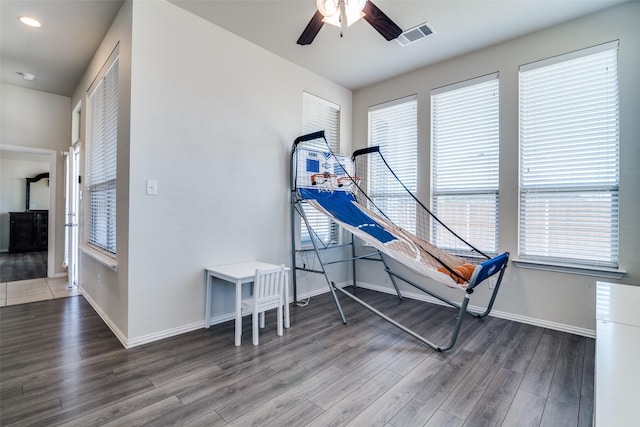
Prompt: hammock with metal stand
<box><xmin>290</xmin><ymin>131</ymin><xmax>509</xmax><ymax>351</ymax></box>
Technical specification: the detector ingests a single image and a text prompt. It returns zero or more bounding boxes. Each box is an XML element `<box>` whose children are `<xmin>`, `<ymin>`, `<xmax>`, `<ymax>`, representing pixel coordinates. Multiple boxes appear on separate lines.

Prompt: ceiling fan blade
<box><xmin>297</xmin><ymin>10</ymin><xmax>325</xmax><ymax>45</ymax></box>
<box><xmin>363</xmin><ymin>1</ymin><xmax>402</xmax><ymax>41</ymax></box>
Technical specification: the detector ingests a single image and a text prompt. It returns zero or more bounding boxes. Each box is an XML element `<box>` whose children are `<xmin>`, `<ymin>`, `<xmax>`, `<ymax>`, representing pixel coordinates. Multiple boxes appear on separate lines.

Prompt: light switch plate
<box><xmin>146</xmin><ymin>179</ymin><xmax>158</xmax><ymax>195</ymax></box>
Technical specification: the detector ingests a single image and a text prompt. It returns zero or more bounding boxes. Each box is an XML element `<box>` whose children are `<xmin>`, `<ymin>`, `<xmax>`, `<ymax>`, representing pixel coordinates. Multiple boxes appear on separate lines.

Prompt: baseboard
<box><xmin>126</xmin><ymin>321</ymin><xmax>204</xmax><ymax>348</ymax></box>
<box><xmin>336</xmin><ymin>281</ymin><xmax>596</xmax><ymax>339</ymax></box>
<box><xmin>80</xmin><ymin>288</ymin><xmax>207</xmax><ymax>348</ymax></box>
<box><xmin>128</xmin><ymin>286</ymin><xmax>334</xmax><ymax>346</ymax></box>
<box><xmin>79</xmin><ymin>288</ymin><xmax>129</xmax><ymax>348</ymax></box>
<box><xmin>81</xmin><ymin>279</ymin><xmax>594</xmax><ymax>350</ymax></box>
<box><xmin>292</xmin><ymin>285</ymin><xmax>334</xmax><ymax>301</ymax></box>
<box><xmin>82</xmin><ymin>285</ymin><xmax>332</xmax><ymax>348</ymax></box>
<box><xmin>206</xmin><ymin>286</ymin><xmax>330</xmax><ymax>327</ymax></box>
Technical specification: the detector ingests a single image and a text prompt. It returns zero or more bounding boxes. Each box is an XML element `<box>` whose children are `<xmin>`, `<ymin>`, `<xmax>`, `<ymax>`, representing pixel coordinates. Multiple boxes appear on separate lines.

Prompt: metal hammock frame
<box><xmin>290</xmin><ymin>131</ymin><xmax>509</xmax><ymax>351</ymax></box>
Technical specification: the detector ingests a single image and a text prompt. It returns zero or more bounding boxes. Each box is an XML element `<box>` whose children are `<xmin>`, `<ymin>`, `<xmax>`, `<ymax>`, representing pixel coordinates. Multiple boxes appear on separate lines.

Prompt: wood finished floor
<box><xmin>0</xmin><ymin>289</ymin><xmax>594</xmax><ymax>426</ymax></box>
<box><xmin>0</xmin><ymin>251</ymin><xmax>48</xmax><ymax>283</ymax></box>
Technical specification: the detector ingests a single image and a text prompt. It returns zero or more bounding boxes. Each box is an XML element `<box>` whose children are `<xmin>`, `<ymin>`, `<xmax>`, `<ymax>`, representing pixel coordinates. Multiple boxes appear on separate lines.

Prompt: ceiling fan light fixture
<box><xmin>317</xmin><ymin>0</ymin><xmax>366</xmax><ymax>28</ymax></box>
<box><xmin>297</xmin><ymin>0</ymin><xmax>399</xmax><ymax>45</ymax></box>
<box><xmin>317</xmin><ymin>0</ymin><xmax>338</xmax><ymax>17</ymax></box>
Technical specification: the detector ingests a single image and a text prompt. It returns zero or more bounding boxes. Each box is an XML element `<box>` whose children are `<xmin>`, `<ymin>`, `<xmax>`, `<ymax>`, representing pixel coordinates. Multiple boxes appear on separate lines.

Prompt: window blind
<box><xmin>368</xmin><ymin>95</ymin><xmax>418</xmax><ymax>233</ymax></box>
<box><xmin>432</xmin><ymin>74</ymin><xmax>500</xmax><ymax>254</ymax></box>
<box><xmin>519</xmin><ymin>41</ymin><xmax>619</xmax><ymax>267</ymax></box>
<box><xmin>301</xmin><ymin>92</ymin><xmax>340</xmax><ymax>246</ymax></box>
<box><xmin>87</xmin><ymin>54</ymin><xmax>119</xmax><ymax>255</ymax></box>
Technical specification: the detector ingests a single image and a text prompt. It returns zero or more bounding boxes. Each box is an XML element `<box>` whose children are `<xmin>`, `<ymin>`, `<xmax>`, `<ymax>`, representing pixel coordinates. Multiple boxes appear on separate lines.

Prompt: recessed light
<box><xmin>17</xmin><ymin>72</ymin><xmax>36</xmax><ymax>81</ymax></box>
<box><xmin>18</xmin><ymin>16</ymin><xmax>41</xmax><ymax>28</ymax></box>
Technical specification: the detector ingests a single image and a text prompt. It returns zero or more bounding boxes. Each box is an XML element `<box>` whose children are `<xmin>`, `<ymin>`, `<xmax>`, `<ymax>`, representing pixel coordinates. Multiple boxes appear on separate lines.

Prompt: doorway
<box><xmin>0</xmin><ymin>146</ymin><xmax>57</xmax><ymax>281</ymax></box>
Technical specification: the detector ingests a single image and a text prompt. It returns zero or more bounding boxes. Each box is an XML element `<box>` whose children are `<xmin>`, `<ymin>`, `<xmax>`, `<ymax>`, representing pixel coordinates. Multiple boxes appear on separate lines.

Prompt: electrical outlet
<box><xmin>97</xmin><ymin>273</ymin><xmax>101</xmax><ymax>286</ymax></box>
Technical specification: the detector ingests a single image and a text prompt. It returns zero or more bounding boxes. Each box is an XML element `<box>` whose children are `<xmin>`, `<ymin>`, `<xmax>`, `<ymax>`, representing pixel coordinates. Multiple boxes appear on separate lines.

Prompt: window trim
<box><xmin>512</xmin><ymin>259</ymin><xmax>625</xmax><ymax>279</ymax></box>
<box><xmin>517</xmin><ymin>41</ymin><xmax>620</xmax><ymax>269</ymax></box>
<box><xmin>367</xmin><ymin>94</ymin><xmax>418</xmax><ymax>234</ymax></box>
<box><xmin>81</xmin><ymin>244</ymin><xmax>118</xmax><ymax>271</ymax></box>
<box><xmin>86</xmin><ymin>45</ymin><xmax>119</xmax><ymax>258</ymax></box>
<box><xmin>431</xmin><ymin>73</ymin><xmax>500</xmax><ymax>256</ymax></box>
<box><xmin>300</xmin><ymin>91</ymin><xmax>341</xmax><ymax>248</ymax></box>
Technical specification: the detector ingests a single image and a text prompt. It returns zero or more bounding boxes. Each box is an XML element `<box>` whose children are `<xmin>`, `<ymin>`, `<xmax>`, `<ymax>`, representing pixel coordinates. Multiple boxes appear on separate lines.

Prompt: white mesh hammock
<box><xmin>290</xmin><ymin>131</ymin><xmax>509</xmax><ymax>351</ymax></box>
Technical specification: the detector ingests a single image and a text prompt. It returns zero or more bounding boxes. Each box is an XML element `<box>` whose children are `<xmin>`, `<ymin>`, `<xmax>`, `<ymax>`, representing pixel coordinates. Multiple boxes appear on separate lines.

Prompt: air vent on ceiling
<box><xmin>396</xmin><ymin>22</ymin><xmax>434</xmax><ymax>47</ymax></box>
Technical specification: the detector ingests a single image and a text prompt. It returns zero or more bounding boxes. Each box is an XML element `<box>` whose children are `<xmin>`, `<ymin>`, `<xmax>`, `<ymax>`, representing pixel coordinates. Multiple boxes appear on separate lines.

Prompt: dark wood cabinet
<box><xmin>9</xmin><ymin>211</ymin><xmax>48</xmax><ymax>253</ymax></box>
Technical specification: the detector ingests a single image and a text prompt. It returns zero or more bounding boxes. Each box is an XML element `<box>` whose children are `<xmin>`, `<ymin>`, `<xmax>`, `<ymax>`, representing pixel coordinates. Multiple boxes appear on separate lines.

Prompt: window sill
<box><xmin>512</xmin><ymin>259</ymin><xmax>625</xmax><ymax>279</ymax></box>
<box><xmin>81</xmin><ymin>245</ymin><xmax>118</xmax><ymax>271</ymax></box>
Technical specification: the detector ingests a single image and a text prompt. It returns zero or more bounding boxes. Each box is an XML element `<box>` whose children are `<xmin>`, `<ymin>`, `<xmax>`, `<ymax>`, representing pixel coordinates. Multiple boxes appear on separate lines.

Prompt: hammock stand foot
<box><xmin>333</xmin><ymin>284</ymin><xmax>470</xmax><ymax>351</ymax></box>
<box><xmin>331</xmin><ymin>257</ymin><xmax>508</xmax><ymax>351</ymax></box>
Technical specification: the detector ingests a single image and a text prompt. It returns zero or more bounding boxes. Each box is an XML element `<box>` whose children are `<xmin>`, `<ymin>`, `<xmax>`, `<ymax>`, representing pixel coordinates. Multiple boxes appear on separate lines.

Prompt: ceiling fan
<box><xmin>297</xmin><ymin>0</ymin><xmax>402</xmax><ymax>45</ymax></box>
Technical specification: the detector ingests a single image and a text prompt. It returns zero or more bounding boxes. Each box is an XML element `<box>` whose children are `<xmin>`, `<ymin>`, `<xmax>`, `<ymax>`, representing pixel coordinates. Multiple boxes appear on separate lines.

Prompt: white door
<box><xmin>64</xmin><ymin>144</ymin><xmax>80</xmax><ymax>288</ymax></box>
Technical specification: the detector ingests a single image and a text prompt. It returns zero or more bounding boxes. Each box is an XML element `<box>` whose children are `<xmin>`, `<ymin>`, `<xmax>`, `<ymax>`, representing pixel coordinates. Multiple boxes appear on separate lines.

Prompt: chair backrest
<box><xmin>254</xmin><ymin>265</ymin><xmax>286</xmax><ymax>303</ymax></box>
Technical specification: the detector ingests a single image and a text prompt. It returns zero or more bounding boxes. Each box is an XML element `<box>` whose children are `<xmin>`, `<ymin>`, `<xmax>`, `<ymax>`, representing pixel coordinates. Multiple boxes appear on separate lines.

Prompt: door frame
<box><xmin>64</xmin><ymin>143</ymin><xmax>80</xmax><ymax>287</ymax></box>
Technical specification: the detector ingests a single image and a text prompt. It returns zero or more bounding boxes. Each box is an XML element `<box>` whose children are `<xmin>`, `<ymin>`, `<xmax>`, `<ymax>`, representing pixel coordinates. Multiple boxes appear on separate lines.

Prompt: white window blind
<box><xmin>87</xmin><ymin>52</ymin><xmax>119</xmax><ymax>255</ymax></box>
<box><xmin>432</xmin><ymin>74</ymin><xmax>500</xmax><ymax>255</ymax></box>
<box><xmin>301</xmin><ymin>92</ymin><xmax>340</xmax><ymax>246</ymax></box>
<box><xmin>519</xmin><ymin>41</ymin><xmax>619</xmax><ymax>267</ymax></box>
<box><xmin>368</xmin><ymin>96</ymin><xmax>417</xmax><ymax>233</ymax></box>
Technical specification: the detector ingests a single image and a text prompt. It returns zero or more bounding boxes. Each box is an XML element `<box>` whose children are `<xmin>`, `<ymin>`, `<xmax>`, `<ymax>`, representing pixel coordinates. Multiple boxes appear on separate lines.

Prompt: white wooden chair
<box><xmin>241</xmin><ymin>264</ymin><xmax>287</xmax><ymax>345</ymax></box>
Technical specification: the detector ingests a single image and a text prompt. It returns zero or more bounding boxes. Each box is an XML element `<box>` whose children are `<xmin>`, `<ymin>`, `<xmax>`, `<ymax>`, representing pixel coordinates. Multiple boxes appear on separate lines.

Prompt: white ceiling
<box><xmin>0</xmin><ymin>0</ymin><xmax>629</xmax><ymax>97</ymax></box>
<box><xmin>0</xmin><ymin>0</ymin><xmax>123</xmax><ymax>97</ymax></box>
<box><xmin>170</xmin><ymin>0</ymin><xmax>629</xmax><ymax>90</ymax></box>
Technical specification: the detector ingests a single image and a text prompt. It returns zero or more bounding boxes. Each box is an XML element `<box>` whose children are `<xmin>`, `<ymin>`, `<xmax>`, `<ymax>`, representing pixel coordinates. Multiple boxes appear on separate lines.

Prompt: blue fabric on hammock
<box><xmin>299</xmin><ymin>188</ymin><xmax>397</xmax><ymax>244</ymax></box>
<box><xmin>472</xmin><ymin>252</ymin><xmax>509</xmax><ymax>287</ymax></box>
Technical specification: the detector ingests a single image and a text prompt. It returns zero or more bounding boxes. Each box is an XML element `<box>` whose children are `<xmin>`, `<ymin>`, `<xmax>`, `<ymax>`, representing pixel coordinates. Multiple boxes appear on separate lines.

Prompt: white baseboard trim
<box><xmin>206</xmin><ymin>286</ymin><xmax>331</xmax><ymax>327</ymax></box>
<box><xmin>80</xmin><ymin>288</ymin><xmax>206</xmax><ymax>348</ymax></box>
<box><xmin>126</xmin><ymin>321</ymin><xmax>204</xmax><ymax>348</ymax></box>
<box><xmin>208</xmin><ymin>312</ymin><xmax>236</xmax><ymax>326</ymax></box>
<box><xmin>81</xmin><ymin>279</ymin><xmax>594</xmax><ymax>349</ymax></box>
<box><xmin>336</xmin><ymin>281</ymin><xmax>596</xmax><ymax>339</ymax></box>
<box><xmin>293</xmin><ymin>285</ymin><xmax>335</xmax><ymax>301</ymax></box>
<box><xmin>89</xmin><ymin>285</ymin><xmax>336</xmax><ymax>348</ymax></box>
<box><xmin>79</xmin><ymin>288</ymin><xmax>129</xmax><ymax>348</ymax></box>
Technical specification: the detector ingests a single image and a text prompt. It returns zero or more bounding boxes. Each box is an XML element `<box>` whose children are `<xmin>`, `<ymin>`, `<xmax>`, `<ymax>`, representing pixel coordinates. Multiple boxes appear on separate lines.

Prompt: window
<box><xmin>519</xmin><ymin>41</ymin><xmax>619</xmax><ymax>267</ymax></box>
<box><xmin>368</xmin><ymin>96</ymin><xmax>418</xmax><ymax>233</ymax></box>
<box><xmin>431</xmin><ymin>74</ymin><xmax>500</xmax><ymax>255</ymax></box>
<box><xmin>87</xmin><ymin>49</ymin><xmax>119</xmax><ymax>255</ymax></box>
<box><xmin>301</xmin><ymin>92</ymin><xmax>340</xmax><ymax>246</ymax></box>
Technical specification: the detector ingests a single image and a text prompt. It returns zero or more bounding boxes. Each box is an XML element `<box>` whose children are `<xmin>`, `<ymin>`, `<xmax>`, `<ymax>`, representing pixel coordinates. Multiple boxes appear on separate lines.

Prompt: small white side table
<box><xmin>205</xmin><ymin>262</ymin><xmax>290</xmax><ymax>346</ymax></box>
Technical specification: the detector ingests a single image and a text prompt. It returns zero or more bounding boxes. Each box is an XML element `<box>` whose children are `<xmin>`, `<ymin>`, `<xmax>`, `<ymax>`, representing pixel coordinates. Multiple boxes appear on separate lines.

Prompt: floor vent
<box><xmin>396</xmin><ymin>22</ymin><xmax>434</xmax><ymax>47</ymax></box>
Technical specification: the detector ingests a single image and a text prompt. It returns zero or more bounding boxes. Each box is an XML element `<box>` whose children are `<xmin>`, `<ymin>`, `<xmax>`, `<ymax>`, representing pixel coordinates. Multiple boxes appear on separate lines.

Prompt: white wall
<box><xmin>0</xmin><ymin>84</ymin><xmax>70</xmax><ymax>275</ymax></box>
<box><xmin>352</xmin><ymin>2</ymin><xmax>640</xmax><ymax>334</ymax></box>
<box><xmin>121</xmin><ymin>0</ymin><xmax>351</xmax><ymax>343</ymax></box>
<box><xmin>0</xmin><ymin>153</ymin><xmax>50</xmax><ymax>251</ymax></box>
<box><xmin>71</xmin><ymin>0</ymin><xmax>132</xmax><ymax>340</ymax></box>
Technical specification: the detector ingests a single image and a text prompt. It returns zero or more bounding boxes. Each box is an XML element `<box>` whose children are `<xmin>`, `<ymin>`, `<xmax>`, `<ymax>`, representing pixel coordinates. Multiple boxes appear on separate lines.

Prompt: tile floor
<box><xmin>0</xmin><ymin>277</ymin><xmax>79</xmax><ymax>307</ymax></box>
